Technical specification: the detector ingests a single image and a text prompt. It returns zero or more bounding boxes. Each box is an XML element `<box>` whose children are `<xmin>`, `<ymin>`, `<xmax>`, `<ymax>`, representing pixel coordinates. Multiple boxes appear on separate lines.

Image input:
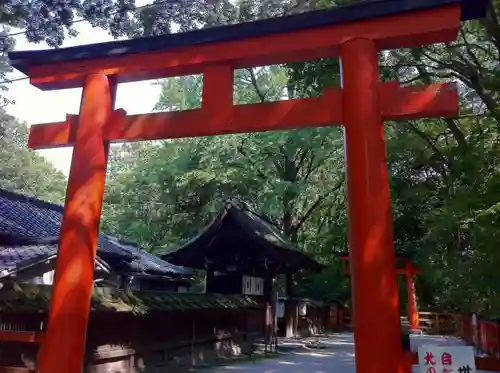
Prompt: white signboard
<box><xmin>418</xmin><ymin>346</ymin><xmax>475</xmax><ymax>373</ymax></box>
<box><xmin>299</xmin><ymin>301</ymin><xmax>307</xmax><ymax>316</ymax></box>
<box><xmin>242</xmin><ymin>276</ymin><xmax>264</xmax><ymax>295</ymax></box>
<box><xmin>276</xmin><ymin>300</ymin><xmax>285</xmax><ymax>318</ymax></box>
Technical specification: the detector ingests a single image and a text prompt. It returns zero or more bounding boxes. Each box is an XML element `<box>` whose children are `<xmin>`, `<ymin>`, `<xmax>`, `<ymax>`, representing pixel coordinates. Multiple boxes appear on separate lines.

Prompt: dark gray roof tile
<box><xmin>164</xmin><ymin>201</ymin><xmax>323</xmax><ymax>273</ymax></box>
<box><xmin>0</xmin><ymin>189</ymin><xmax>192</xmax><ymax>277</ymax></box>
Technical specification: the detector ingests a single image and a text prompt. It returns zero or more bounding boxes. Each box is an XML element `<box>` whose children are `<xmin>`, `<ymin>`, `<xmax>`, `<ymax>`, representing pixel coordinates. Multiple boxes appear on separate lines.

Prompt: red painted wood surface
<box><xmin>28</xmin><ymin>82</ymin><xmax>457</xmax><ymax>149</ymax></box>
<box><xmin>403</xmin><ymin>261</ymin><xmax>421</xmax><ymax>330</ymax></box>
<box><xmin>0</xmin><ymin>331</ymin><xmax>42</xmax><ymax>343</ymax></box>
<box><xmin>27</xmin><ymin>6</ymin><xmax>460</xmax><ymax>89</ymax></box>
<box><xmin>37</xmin><ymin>74</ymin><xmax>113</xmax><ymax>373</ymax></box>
<box><xmin>341</xmin><ymin>37</ymin><xmax>404</xmax><ymax>373</ymax></box>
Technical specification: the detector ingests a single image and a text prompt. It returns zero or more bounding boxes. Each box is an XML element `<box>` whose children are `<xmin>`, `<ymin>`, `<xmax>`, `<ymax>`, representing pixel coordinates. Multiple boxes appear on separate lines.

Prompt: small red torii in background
<box><xmin>7</xmin><ymin>1</ymin><xmax>488</xmax><ymax>373</ymax></box>
<box><xmin>340</xmin><ymin>255</ymin><xmax>422</xmax><ymax>330</ymax></box>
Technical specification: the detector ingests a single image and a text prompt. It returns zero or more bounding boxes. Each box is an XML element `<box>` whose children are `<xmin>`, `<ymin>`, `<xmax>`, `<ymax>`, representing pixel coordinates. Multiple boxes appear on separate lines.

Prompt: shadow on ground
<box><xmin>208</xmin><ymin>333</ymin><xmax>356</xmax><ymax>373</ymax></box>
<box><xmin>200</xmin><ymin>333</ymin><xmax>492</xmax><ymax>373</ymax></box>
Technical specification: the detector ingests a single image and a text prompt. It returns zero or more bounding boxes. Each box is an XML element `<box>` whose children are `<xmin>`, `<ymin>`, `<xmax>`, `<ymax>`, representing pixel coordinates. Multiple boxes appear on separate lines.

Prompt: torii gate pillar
<box><xmin>342</xmin><ymin>38</ymin><xmax>403</xmax><ymax>373</ymax></box>
<box><xmin>403</xmin><ymin>260</ymin><xmax>421</xmax><ymax>330</ymax></box>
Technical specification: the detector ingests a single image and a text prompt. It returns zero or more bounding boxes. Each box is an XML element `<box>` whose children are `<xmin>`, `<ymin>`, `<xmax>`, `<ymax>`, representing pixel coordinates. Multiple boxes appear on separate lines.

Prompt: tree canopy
<box><xmin>0</xmin><ymin>109</ymin><xmax>67</xmax><ymax>203</ymax></box>
<box><xmin>3</xmin><ymin>0</ymin><xmax>500</xmax><ymax>315</ymax></box>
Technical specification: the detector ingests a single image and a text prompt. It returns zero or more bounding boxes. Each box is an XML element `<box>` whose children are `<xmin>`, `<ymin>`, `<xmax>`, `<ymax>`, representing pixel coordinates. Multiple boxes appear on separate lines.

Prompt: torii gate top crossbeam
<box><xmin>8</xmin><ymin>0</ymin><xmax>486</xmax><ymax>91</ymax></box>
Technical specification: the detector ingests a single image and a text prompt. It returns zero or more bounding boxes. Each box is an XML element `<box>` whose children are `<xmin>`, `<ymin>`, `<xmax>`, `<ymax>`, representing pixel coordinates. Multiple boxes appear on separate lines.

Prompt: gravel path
<box><xmin>215</xmin><ymin>333</ymin><xmax>356</xmax><ymax>373</ymax></box>
<box><xmin>208</xmin><ymin>333</ymin><xmax>473</xmax><ymax>373</ymax></box>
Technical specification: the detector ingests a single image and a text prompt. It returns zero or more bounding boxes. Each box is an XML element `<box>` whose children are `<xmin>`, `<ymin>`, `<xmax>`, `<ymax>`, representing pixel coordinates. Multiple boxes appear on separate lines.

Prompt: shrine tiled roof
<box><xmin>0</xmin><ymin>283</ymin><xmax>262</xmax><ymax>313</ymax></box>
<box><xmin>163</xmin><ymin>201</ymin><xmax>323</xmax><ymax>274</ymax></box>
<box><xmin>0</xmin><ymin>189</ymin><xmax>192</xmax><ymax>278</ymax></box>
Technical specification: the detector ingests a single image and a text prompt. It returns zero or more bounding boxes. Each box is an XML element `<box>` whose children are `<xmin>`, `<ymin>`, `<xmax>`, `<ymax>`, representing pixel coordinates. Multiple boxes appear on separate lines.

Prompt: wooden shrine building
<box><xmin>163</xmin><ymin>201</ymin><xmax>323</xmax><ymax>337</ymax></box>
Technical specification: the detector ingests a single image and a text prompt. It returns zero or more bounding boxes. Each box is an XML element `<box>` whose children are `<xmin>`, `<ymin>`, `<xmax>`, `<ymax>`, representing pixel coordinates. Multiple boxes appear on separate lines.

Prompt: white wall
<box><xmin>11</xmin><ymin>265</ymin><xmax>187</xmax><ymax>293</ymax></box>
<box><xmin>10</xmin><ymin>258</ymin><xmax>108</xmax><ymax>286</ymax></box>
<box><xmin>25</xmin><ymin>270</ymin><xmax>55</xmax><ymax>285</ymax></box>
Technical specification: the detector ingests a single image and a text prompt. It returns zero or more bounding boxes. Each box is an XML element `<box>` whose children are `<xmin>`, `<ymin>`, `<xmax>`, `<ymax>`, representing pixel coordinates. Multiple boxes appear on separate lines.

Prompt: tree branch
<box><xmin>247</xmin><ymin>68</ymin><xmax>266</xmax><ymax>102</ymax></box>
<box><xmin>480</xmin><ymin>2</ymin><xmax>500</xmax><ymax>55</ymax></box>
<box><xmin>293</xmin><ymin>179</ymin><xmax>344</xmax><ymax>232</ymax></box>
<box><xmin>236</xmin><ymin>138</ymin><xmax>268</xmax><ymax>180</ymax></box>
<box><xmin>442</xmin><ymin>118</ymin><xmax>468</xmax><ymax>153</ymax></box>
<box><xmin>405</xmin><ymin>121</ymin><xmax>450</xmax><ymax>176</ymax></box>
<box><xmin>459</xmin><ymin>26</ymin><xmax>485</xmax><ymax>74</ymax></box>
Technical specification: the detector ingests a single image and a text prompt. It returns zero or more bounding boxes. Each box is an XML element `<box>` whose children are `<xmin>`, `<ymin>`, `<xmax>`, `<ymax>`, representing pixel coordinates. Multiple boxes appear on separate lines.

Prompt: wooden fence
<box><xmin>329</xmin><ymin>308</ymin><xmax>500</xmax><ymax>371</ymax></box>
<box><xmin>4</xmin><ymin>298</ymin><xmax>500</xmax><ymax>372</ymax></box>
<box><xmin>0</xmin><ymin>286</ymin><xmax>269</xmax><ymax>373</ymax></box>
<box><xmin>0</xmin><ymin>308</ymin><xmax>266</xmax><ymax>373</ymax></box>
<box><xmin>333</xmin><ymin>308</ymin><xmax>479</xmax><ymax>337</ymax></box>
<box><xmin>415</xmin><ymin>311</ymin><xmax>457</xmax><ymax>335</ymax></box>
<box><xmin>455</xmin><ymin>313</ymin><xmax>500</xmax><ymax>358</ymax></box>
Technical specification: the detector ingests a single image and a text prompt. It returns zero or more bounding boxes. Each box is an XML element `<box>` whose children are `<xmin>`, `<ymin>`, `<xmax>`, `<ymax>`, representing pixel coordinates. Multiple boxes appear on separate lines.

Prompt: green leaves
<box><xmin>153</xmin><ymin>75</ymin><xmax>202</xmax><ymax>112</ymax></box>
<box><xmin>103</xmin><ymin>66</ymin><xmax>347</xmax><ymax>267</ymax></box>
<box><xmin>0</xmin><ymin>109</ymin><xmax>67</xmax><ymax>203</ymax></box>
<box><xmin>73</xmin><ymin>0</ymin><xmax>500</xmax><ymax>312</ymax></box>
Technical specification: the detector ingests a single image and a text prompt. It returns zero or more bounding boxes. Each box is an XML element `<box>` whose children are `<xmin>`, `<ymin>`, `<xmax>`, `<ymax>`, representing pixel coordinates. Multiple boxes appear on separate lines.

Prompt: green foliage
<box><xmin>5</xmin><ymin>0</ymin><xmax>500</xmax><ymax>314</ymax></box>
<box><xmin>0</xmin><ymin>109</ymin><xmax>67</xmax><ymax>203</ymax></box>
<box><xmin>154</xmin><ymin>75</ymin><xmax>203</xmax><ymax>111</ymax></box>
<box><xmin>102</xmin><ymin>0</ymin><xmax>500</xmax><ymax>314</ymax></box>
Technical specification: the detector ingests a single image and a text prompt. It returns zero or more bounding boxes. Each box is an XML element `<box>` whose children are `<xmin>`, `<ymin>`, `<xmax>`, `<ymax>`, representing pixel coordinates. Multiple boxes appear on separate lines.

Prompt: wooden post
<box><xmin>341</xmin><ymin>38</ymin><xmax>403</xmax><ymax>373</ymax></box>
<box><xmin>284</xmin><ymin>273</ymin><xmax>296</xmax><ymax>338</ymax></box>
<box><xmin>38</xmin><ymin>73</ymin><xmax>113</xmax><ymax>373</ymax></box>
<box><xmin>406</xmin><ymin>272</ymin><xmax>419</xmax><ymax>330</ymax></box>
<box><xmin>204</xmin><ymin>268</ymin><xmax>213</xmax><ymax>293</ymax></box>
<box><xmin>104</xmin><ymin>75</ymin><xmax>118</xmax><ymax>162</ymax></box>
<box><xmin>338</xmin><ymin>308</ymin><xmax>344</xmax><ymax>331</ymax></box>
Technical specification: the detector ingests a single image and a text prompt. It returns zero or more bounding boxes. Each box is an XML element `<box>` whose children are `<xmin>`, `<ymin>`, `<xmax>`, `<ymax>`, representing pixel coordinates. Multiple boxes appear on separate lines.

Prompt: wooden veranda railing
<box><xmin>0</xmin><ymin>315</ymin><xmax>44</xmax><ymax>373</ymax></box>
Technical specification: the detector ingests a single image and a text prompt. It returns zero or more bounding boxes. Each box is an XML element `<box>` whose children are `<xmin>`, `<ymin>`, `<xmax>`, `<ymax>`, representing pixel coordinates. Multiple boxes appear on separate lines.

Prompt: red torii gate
<box><xmin>7</xmin><ymin>1</ymin><xmax>487</xmax><ymax>373</ymax></box>
<box><xmin>340</xmin><ymin>255</ymin><xmax>422</xmax><ymax>330</ymax></box>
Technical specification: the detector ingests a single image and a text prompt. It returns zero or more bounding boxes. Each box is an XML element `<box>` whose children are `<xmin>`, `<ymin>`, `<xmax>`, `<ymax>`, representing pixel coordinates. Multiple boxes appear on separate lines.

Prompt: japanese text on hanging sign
<box><xmin>418</xmin><ymin>346</ymin><xmax>476</xmax><ymax>373</ymax></box>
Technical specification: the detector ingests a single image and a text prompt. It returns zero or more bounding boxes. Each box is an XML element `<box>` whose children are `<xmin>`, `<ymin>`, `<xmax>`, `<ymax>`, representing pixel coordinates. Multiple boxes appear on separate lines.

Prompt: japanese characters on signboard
<box><xmin>418</xmin><ymin>346</ymin><xmax>476</xmax><ymax>373</ymax></box>
<box><xmin>242</xmin><ymin>275</ymin><xmax>264</xmax><ymax>296</ymax></box>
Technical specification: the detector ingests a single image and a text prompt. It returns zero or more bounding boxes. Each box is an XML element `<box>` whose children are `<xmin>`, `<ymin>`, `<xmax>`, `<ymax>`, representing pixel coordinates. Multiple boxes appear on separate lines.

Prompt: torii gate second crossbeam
<box><xmin>7</xmin><ymin>1</ymin><xmax>488</xmax><ymax>373</ymax></box>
